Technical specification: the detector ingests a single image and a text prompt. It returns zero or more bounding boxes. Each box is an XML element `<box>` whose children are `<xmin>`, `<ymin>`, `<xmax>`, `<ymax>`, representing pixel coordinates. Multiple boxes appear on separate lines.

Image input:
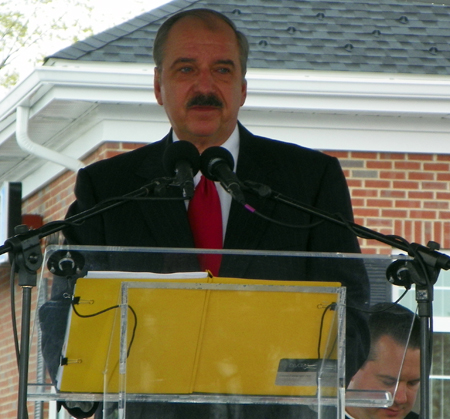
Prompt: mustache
<box><xmin>187</xmin><ymin>94</ymin><xmax>223</xmax><ymax>108</ymax></box>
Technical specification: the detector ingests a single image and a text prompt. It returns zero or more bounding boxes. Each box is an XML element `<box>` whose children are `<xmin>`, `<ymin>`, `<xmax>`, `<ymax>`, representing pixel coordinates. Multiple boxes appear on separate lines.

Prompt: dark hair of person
<box><xmin>366</xmin><ymin>302</ymin><xmax>420</xmax><ymax>362</ymax></box>
<box><xmin>153</xmin><ymin>8</ymin><xmax>249</xmax><ymax>77</ymax></box>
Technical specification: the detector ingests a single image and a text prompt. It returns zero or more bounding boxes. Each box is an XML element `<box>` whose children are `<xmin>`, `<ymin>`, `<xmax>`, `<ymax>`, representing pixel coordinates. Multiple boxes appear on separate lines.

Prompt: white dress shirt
<box><xmin>173</xmin><ymin>125</ymin><xmax>240</xmax><ymax>242</ymax></box>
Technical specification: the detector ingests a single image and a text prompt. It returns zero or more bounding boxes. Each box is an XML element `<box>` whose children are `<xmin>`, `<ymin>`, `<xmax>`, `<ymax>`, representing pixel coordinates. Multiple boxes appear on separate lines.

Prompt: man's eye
<box><xmin>217</xmin><ymin>67</ymin><xmax>231</xmax><ymax>74</ymax></box>
<box><xmin>179</xmin><ymin>67</ymin><xmax>193</xmax><ymax>73</ymax></box>
<box><xmin>381</xmin><ymin>379</ymin><xmax>397</xmax><ymax>387</ymax></box>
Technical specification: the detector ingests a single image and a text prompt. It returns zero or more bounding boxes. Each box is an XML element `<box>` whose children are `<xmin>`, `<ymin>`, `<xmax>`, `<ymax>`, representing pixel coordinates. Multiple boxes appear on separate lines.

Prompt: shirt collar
<box><xmin>171</xmin><ymin>125</ymin><xmax>240</xmax><ymax>171</ymax></box>
<box><xmin>216</xmin><ymin>125</ymin><xmax>240</xmax><ymax>171</ymax></box>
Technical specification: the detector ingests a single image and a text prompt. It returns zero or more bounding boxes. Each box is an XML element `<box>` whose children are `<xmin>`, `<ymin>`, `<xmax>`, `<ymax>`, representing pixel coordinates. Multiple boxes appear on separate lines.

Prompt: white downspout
<box><xmin>16</xmin><ymin>106</ymin><xmax>85</xmax><ymax>172</ymax></box>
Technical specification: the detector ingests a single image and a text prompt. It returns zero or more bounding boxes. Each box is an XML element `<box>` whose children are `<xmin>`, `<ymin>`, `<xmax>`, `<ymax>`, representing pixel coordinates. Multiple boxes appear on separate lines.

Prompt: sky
<box><xmin>90</xmin><ymin>0</ymin><xmax>172</xmax><ymax>33</ymax></box>
<box><xmin>0</xmin><ymin>0</ymin><xmax>172</xmax><ymax>99</ymax></box>
<box><xmin>40</xmin><ymin>0</ymin><xmax>173</xmax><ymax>60</ymax></box>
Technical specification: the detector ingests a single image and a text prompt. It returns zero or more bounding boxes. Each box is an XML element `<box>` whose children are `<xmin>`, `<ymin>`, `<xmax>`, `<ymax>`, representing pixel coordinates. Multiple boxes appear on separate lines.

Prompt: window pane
<box><xmin>431</xmin><ymin>332</ymin><xmax>450</xmax><ymax>418</ymax></box>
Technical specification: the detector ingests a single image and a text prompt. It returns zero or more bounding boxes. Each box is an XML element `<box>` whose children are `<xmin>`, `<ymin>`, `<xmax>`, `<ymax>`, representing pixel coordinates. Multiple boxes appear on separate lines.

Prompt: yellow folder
<box><xmin>56</xmin><ymin>272</ymin><xmax>341</xmax><ymax>397</ymax></box>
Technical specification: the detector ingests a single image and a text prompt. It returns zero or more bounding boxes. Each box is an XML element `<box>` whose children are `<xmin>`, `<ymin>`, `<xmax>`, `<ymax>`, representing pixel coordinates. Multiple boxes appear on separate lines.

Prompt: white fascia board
<box><xmin>245</xmin><ymin>69</ymin><xmax>450</xmax><ymax>116</ymax></box>
<box><xmin>238</xmin><ymin>108</ymin><xmax>450</xmax><ymax>154</ymax></box>
<box><xmin>247</xmin><ymin>68</ymin><xmax>450</xmax><ymax>97</ymax></box>
<box><xmin>3</xmin><ymin>64</ymin><xmax>450</xmax><ymax>123</ymax></box>
<box><xmin>0</xmin><ymin>64</ymin><xmax>158</xmax><ymax>153</ymax></box>
<box><xmin>4</xmin><ymin>64</ymin><xmax>450</xmax><ymax>119</ymax></box>
<box><xmin>241</xmin><ymin>121</ymin><xmax>450</xmax><ymax>154</ymax></box>
<box><xmin>0</xmin><ymin>64</ymin><xmax>156</xmax><ymax>121</ymax></box>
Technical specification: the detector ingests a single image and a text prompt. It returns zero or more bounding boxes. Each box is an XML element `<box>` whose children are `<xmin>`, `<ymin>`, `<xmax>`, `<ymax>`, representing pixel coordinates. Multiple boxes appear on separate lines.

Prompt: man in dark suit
<box><xmin>346</xmin><ymin>303</ymin><xmax>420</xmax><ymax>419</ymax></box>
<box><xmin>44</xmin><ymin>8</ymin><xmax>371</xmax><ymax>419</ymax></box>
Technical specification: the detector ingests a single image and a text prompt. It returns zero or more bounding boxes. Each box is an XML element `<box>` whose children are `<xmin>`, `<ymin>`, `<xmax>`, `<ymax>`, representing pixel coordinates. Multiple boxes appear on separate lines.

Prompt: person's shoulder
<box><xmin>238</xmin><ymin>124</ymin><xmax>341</xmax><ymax>181</ymax></box>
<box><xmin>238</xmin><ymin>122</ymin><xmax>336</xmax><ymax>163</ymax></box>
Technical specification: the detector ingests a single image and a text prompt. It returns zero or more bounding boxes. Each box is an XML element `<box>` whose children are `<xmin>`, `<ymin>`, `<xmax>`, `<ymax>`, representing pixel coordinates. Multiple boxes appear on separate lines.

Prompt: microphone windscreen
<box><xmin>163</xmin><ymin>141</ymin><xmax>200</xmax><ymax>176</ymax></box>
<box><xmin>200</xmin><ymin>146</ymin><xmax>235</xmax><ymax>181</ymax></box>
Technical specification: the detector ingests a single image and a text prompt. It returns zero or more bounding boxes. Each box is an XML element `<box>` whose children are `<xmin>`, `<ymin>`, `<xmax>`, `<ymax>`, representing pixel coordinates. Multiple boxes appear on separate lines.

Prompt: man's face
<box><xmin>154</xmin><ymin>16</ymin><xmax>247</xmax><ymax>152</ymax></box>
<box><xmin>347</xmin><ymin>335</ymin><xmax>420</xmax><ymax>419</ymax></box>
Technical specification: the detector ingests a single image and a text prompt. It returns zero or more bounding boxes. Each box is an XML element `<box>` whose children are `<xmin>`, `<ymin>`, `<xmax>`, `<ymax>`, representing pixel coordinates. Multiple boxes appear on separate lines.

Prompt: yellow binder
<box><xmin>56</xmin><ymin>272</ymin><xmax>341</xmax><ymax>397</ymax></box>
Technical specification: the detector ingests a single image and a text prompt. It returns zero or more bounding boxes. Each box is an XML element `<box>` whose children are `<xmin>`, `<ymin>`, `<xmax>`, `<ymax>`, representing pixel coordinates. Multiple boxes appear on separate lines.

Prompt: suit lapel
<box><xmin>134</xmin><ymin>134</ymin><xmax>195</xmax><ymax>249</ymax></box>
<box><xmin>223</xmin><ymin>124</ymin><xmax>278</xmax><ymax>251</ymax></box>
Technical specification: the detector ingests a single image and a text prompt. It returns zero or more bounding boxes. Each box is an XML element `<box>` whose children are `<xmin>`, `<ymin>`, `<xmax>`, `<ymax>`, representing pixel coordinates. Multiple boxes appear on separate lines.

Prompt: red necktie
<box><xmin>188</xmin><ymin>176</ymin><xmax>223</xmax><ymax>276</ymax></box>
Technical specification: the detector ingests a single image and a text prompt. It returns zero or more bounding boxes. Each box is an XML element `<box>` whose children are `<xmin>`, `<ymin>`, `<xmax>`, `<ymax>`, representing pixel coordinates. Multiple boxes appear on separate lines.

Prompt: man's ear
<box><xmin>154</xmin><ymin>67</ymin><xmax>163</xmax><ymax>106</ymax></box>
<box><xmin>240</xmin><ymin>78</ymin><xmax>247</xmax><ymax>106</ymax></box>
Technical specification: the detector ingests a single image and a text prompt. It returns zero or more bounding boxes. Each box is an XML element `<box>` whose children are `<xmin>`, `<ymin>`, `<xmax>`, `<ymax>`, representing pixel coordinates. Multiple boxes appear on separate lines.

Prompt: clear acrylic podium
<box><xmin>29</xmin><ymin>245</ymin><xmax>398</xmax><ymax>419</ymax></box>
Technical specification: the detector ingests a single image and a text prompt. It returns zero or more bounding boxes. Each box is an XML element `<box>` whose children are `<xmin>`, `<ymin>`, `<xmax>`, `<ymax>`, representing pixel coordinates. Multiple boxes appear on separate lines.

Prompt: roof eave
<box><xmin>4</xmin><ymin>62</ymin><xmax>450</xmax><ymax>124</ymax></box>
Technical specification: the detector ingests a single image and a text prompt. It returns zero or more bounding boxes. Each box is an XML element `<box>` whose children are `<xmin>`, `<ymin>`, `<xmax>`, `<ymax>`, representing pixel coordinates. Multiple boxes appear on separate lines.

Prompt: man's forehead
<box><xmin>368</xmin><ymin>346</ymin><xmax>420</xmax><ymax>379</ymax></box>
<box><xmin>159</xmin><ymin>14</ymin><xmax>244</xmax><ymax>76</ymax></box>
<box><xmin>163</xmin><ymin>34</ymin><xmax>240</xmax><ymax>70</ymax></box>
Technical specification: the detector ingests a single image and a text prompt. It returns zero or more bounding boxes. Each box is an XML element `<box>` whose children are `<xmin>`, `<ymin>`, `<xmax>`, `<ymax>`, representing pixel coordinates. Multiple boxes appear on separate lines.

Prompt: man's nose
<box><xmin>394</xmin><ymin>383</ymin><xmax>408</xmax><ymax>405</ymax></box>
<box><xmin>195</xmin><ymin>69</ymin><xmax>215</xmax><ymax>92</ymax></box>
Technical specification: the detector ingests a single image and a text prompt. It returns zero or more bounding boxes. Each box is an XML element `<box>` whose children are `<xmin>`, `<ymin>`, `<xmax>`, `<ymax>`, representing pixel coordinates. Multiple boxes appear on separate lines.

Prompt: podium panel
<box><xmin>29</xmin><ymin>245</ymin><xmax>404</xmax><ymax>419</ymax></box>
<box><xmin>116</xmin><ymin>278</ymin><xmax>341</xmax><ymax>394</ymax></box>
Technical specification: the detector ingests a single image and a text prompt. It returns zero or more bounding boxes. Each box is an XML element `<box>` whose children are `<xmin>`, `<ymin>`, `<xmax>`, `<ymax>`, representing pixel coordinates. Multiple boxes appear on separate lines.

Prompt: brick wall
<box><xmin>326</xmin><ymin>151</ymin><xmax>450</xmax><ymax>254</ymax></box>
<box><xmin>1</xmin><ymin>142</ymin><xmax>449</xmax><ymax>418</ymax></box>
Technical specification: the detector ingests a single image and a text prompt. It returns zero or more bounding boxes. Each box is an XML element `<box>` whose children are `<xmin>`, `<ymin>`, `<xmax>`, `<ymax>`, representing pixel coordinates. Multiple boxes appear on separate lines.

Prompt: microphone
<box><xmin>47</xmin><ymin>250</ymin><xmax>86</xmax><ymax>279</ymax></box>
<box><xmin>163</xmin><ymin>141</ymin><xmax>200</xmax><ymax>199</ymax></box>
<box><xmin>386</xmin><ymin>259</ymin><xmax>413</xmax><ymax>289</ymax></box>
<box><xmin>200</xmin><ymin>146</ymin><xmax>246</xmax><ymax>204</ymax></box>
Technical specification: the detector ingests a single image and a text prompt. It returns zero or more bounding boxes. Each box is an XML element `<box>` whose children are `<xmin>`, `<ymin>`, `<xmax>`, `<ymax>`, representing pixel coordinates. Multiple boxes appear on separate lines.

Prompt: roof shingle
<box><xmin>45</xmin><ymin>0</ymin><xmax>450</xmax><ymax>75</ymax></box>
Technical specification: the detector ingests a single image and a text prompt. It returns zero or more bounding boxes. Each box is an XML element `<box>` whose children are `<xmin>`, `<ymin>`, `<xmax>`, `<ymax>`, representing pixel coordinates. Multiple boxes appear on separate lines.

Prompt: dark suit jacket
<box><xmin>65</xmin><ymin>123</ymin><xmax>368</xmax><ymax>286</ymax></box>
<box><xmin>49</xmin><ymin>123</ymin><xmax>370</xmax><ymax>418</ymax></box>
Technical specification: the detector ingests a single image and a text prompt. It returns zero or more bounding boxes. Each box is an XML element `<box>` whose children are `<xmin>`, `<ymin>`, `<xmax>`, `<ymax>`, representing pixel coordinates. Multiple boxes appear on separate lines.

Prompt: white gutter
<box><xmin>16</xmin><ymin>105</ymin><xmax>84</xmax><ymax>172</ymax></box>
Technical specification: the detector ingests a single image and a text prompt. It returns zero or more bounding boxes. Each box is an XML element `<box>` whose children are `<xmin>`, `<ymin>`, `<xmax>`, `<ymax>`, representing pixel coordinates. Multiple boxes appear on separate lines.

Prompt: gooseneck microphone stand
<box><xmin>244</xmin><ymin>180</ymin><xmax>445</xmax><ymax>419</ymax></box>
<box><xmin>0</xmin><ymin>177</ymin><xmax>180</xmax><ymax>419</ymax></box>
<box><xmin>2</xmin><ymin>171</ymin><xmax>444</xmax><ymax>419</ymax></box>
